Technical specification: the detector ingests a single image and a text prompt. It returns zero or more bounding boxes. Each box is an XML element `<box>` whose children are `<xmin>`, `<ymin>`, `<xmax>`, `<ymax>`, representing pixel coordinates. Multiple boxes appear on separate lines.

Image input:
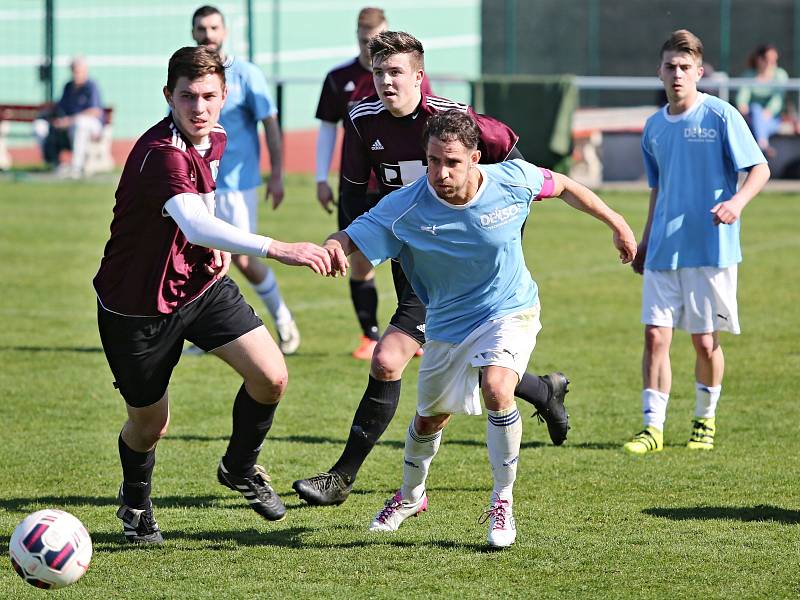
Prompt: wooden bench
<box><xmin>0</xmin><ymin>104</ymin><xmax>114</xmax><ymax>173</ymax></box>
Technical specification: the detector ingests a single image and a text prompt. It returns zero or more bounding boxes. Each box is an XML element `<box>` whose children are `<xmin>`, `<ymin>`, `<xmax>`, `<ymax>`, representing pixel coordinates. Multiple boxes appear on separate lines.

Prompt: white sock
<box><xmin>486</xmin><ymin>404</ymin><xmax>522</xmax><ymax>503</ymax></box>
<box><xmin>253</xmin><ymin>269</ymin><xmax>290</xmax><ymax>325</ymax></box>
<box><xmin>695</xmin><ymin>382</ymin><xmax>721</xmax><ymax>419</ymax></box>
<box><xmin>400</xmin><ymin>420</ymin><xmax>441</xmax><ymax>503</ymax></box>
<box><xmin>642</xmin><ymin>388</ymin><xmax>669</xmax><ymax>430</ymax></box>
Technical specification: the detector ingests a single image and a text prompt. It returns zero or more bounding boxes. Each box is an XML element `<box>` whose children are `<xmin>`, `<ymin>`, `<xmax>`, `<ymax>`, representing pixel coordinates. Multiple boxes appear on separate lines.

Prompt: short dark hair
<box><xmin>357</xmin><ymin>7</ymin><xmax>386</xmax><ymax>29</ymax></box>
<box><xmin>661</xmin><ymin>29</ymin><xmax>703</xmax><ymax>63</ymax></box>
<box><xmin>192</xmin><ymin>5</ymin><xmax>224</xmax><ymax>27</ymax></box>
<box><xmin>368</xmin><ymin>30</ymin><xmax>424</xmax><ymax>70</ymax></box>
<box><xmin>167</xmin><ymin>46</ymin><xmax>225</xmax><ymax>92</ymax></box>
<box><xmin>422</xmin><ymin>110</ymin><xmax>480</xmax><ymax>151</ymax></box>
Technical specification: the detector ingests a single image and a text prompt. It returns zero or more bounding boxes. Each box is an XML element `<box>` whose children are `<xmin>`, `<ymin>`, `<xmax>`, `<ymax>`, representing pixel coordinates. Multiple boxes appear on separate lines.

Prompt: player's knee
<box><xmin>644</xmin><ymin>326</ymin><xmax>670</xmax><ymax>354</ymax></box>
<box><xmin>370</xmin><ymin>350</ymin><xmax>405</xmax><ymax>381</ymax></box>
<box><xmin>247</xmin><ymin>366</ymin><xmax>288</xmax><ymax>403</ymax></box>
<box><xmin>415</xmin><ymin>414</ymin><xmax>449</xmax><ymax>435</ymax></box>
<box><xmin>692</xmin><ymin>335</ymin><xmax>718</xmax><ymax>361</ymax></box>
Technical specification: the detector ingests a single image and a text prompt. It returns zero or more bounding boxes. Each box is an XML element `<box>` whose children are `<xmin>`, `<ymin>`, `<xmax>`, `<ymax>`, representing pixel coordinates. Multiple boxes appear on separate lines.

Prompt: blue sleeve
<box><xmin>245</xmin><ymin>64</ymin><xmax>277</xmax><ymax>121</ymax></box>
<box><xmin>641</xmin><ymin>125</ymin><xmax>659</xmax><ymax>188</ymax></box>
<box><xmin>344</xmin><ymin>197</ymin><xmax>405</xmax><ymax>266</ymax></box>
<box><xmin>498</xmin><ymin>159</ymin><xmax>544</xmax><ymax>199</ymax></box>
<box><xmin>88</xmin><ymin>80</ymin><xmax>102</xmax><ymax>109</ymax></box>
<box><xmin>723</xmin><ymin>106</ymin><xmax>767</xmax><ymax>171</ymax></box>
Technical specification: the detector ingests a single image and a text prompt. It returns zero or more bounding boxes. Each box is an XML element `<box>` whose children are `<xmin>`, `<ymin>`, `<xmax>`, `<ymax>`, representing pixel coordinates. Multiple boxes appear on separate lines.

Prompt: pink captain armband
<box><xmin>535</xmin><ymin>168</ymin><xmax>556</xmax><ymax>199</ymax></box>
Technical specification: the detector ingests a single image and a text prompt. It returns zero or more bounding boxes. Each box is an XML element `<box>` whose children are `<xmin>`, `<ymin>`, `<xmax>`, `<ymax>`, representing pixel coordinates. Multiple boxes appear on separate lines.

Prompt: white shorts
<box><xmin>642</xmin><ymin>266</ymin><xmax>740</xmax><ymax>334</ymax></box>
<box><xmin>416</xmin><ymin>305</ymin><xmax>542</xmax><ymax>417</ymax></box>
<box><xmin>215</xmin><ymin>188</ymin><xmax>258</xmax><ymax>233</ymax></box>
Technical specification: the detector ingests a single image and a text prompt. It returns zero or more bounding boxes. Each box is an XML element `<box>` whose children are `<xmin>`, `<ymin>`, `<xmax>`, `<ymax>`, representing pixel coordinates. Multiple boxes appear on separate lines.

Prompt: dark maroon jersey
<box><xmin>93</xmin><ymin>116</ymin><xmax>227</xmax><ymax>316</ymax></box>
<box><xmin>341</xmin><ymin>94</ymin><xmax>518</xmax><ymax>197</ymax></box>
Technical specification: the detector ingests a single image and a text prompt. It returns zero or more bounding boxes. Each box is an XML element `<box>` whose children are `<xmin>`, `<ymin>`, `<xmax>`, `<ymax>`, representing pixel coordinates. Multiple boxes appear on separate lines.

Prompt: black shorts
<box><xmin>97</xmin><ymin>277</ymin><xmax>263</xmax><ymax>408</ymax></box>
<box><xmin>388</xmin><ymin>260</ymin><xmax>427</xmax><ymax>346</ymax></box>
<box><xmin>338</xmin><ymin>189</ymin><xmax>381</xmax><ymax>230</ymax></box>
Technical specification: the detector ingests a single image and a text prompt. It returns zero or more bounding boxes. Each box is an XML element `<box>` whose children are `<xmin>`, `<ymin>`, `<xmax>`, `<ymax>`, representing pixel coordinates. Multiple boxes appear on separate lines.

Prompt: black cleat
<box><xmin>117</xmin><ymin>486</ymin><xmax>163</xmax><ymax>544</ymax></box>
<box><xmin>534</xmin><ymin>372</ymin><xmax>571</xmax><ymax>446</ymax></box>
<box><xmin>217</xmin><ymin>460</ymin><xmax>286</xmax><ymax>521</ymax></box>
<box><xmin>292</xmin><ymin>471</ymin><xmax>353</xmax><ymax>506</ymax></box>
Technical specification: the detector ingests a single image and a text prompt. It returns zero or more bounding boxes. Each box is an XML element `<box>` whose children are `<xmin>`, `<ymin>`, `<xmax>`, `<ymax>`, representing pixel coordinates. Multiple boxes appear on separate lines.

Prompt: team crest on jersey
<box><xmin>210</xmin><ymin>160</ymin><xmax>220</xmax><ymax>181</ymax></box>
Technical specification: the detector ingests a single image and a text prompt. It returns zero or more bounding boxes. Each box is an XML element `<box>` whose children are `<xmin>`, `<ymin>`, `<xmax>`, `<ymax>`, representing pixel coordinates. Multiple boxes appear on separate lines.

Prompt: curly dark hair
<box><xmin>422</xmin><ymin>109</ymin><xmax>480</xmax><ymax>151</ymax></box>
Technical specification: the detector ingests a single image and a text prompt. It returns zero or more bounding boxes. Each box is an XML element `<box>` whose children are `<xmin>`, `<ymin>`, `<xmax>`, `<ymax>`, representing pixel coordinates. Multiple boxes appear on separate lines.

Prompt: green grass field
<box><xmin>1</xmin><ymin>175</ymin><xmax>798</xmax><ymax>599</ymax></box>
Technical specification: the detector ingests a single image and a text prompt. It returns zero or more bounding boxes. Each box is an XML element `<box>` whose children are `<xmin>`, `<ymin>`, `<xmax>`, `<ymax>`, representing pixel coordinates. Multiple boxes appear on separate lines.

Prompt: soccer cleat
<box><xmin>276</xmin><ymin>319</ymin><xmax>301</xmax><ymax>355</ymax></box>
<box><xmin>479</xmin><ymin>497</ymin><xmax>517</xmax><ymax>548</ymax></box>
<box><xmin>292</xmin><ymin>471</ymin><xmax>353</xmax><ymax>506</ymax></box>
<box><xmin>352</xmin><ymin>336</ymin><xmax>378</xmax><ymax>360</ymax></box>
<box><xmin>182</xmin><ymin>343</ymin><xmax>205</xmax><ymax>356</ymax></box>
<box><xmin>623</xmin><ymin>426</ymin><xmax>664</xmax><ymax>454</ymax></box>
<box><xmin>687</xmin><ymin>417</ymin><xmax>716</xmax><ymax>450</ymax></box>
<box><xmin>369</xmin><ymin>490</ymin><xmax>428</xmax><ymax>532</ymax></box>
<box><xmin>116</xmin><ymin>486</ymin><xmax>163</xmax><ymax>544</ymax></box>
<box><xmin>217</xmin><ymin>460</ymin><xmax>286</xmax><ymax>521</ymax></box>
<box><xmin>533</xmin><ymin>372</ymin><xmax>571</xmax><ymax>446</ymax></box>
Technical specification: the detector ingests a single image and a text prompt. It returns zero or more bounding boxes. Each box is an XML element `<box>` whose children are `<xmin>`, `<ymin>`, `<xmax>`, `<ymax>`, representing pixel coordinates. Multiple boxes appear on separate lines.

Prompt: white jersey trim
<box><xmin>390</xmin><ymin>202</ymin><xmax>420</xmax><ymax>241</ymax></box>
<box><xmin>349</xmin><ymin>99</ymin><xmax>385</xmax><ymax>121</ymax></box>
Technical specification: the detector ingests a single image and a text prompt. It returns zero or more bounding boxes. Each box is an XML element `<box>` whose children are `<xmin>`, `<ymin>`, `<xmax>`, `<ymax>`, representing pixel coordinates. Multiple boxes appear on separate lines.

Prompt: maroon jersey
<box><xmin>93</xmin><ymin>117</ymin><xmax>226</xmax><ymax>316</ymax></box>
<box><xmin>341</xmin><ymin>94</ymin><xmax>518</xmax><ymax>197</ymax></box>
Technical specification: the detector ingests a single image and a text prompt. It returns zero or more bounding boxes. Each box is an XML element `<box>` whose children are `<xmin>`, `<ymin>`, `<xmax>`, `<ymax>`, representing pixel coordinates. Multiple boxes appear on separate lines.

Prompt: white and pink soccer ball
<box><xmin>9</xmin><ymin>509</ymin><xmax>92</xmax><ymax>590</ymax></box>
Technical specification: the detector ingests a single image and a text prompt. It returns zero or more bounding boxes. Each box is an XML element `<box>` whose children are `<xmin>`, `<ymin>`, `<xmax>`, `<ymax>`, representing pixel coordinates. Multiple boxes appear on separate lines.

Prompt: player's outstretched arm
<box><xmin>316</xmin><ymin>120</ymin><xmax>338</xmax><ymax>214</ymax></box>
<box><xmin>266</xmin><ymin>240</ymin><xmax>333</xmax><ymax>275</ymax></box>
<box><xmin>710</xmin><ymin>162</ymin><xmax>770</xmax><ymax>225</ymax></box>
<box><xmin>551</xmin><ymin>172</ymin><xmax>638</xmax><ymax>264</ymax></box>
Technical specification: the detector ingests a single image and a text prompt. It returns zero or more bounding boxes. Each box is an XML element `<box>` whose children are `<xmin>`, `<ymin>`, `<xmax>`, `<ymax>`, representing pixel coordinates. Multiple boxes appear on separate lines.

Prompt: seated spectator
<box><xmin>33</xmin><ymin>57</ymin><xmax>104</xmax><ymax>177</ymax></box>
<box><xmin>736</xmin><ymin>43</ymin><xmax>788</xmax><ymax>157</ymax></box>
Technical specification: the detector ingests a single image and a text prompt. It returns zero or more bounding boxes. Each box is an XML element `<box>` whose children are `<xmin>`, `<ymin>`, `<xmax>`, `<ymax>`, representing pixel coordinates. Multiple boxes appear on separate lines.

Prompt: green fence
<box><xmin>1</xmin><ymin>0</ymin><xmax>480</xmax><ymax>141</ymax></box>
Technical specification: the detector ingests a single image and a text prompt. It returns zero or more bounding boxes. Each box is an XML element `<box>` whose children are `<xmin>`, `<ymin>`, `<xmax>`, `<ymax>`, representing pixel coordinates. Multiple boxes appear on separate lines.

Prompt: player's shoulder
<box><xmin>424</xmin><ymin>94</ymin><xmax>469</xmax><ymax>114</ymax></box>
<box><xmin>348</xmin><ymin>95</ymin><xmax>385</xmax><ymax>123</ymax></box>
<box><xmin>698</xmin><ymin>93</ymin><xmax>736</xmax><ymax>120</ymax></box>
<box><xmin>326</xmin><ymin>57</ymin><xmax>360</xmax><ymax>79</ymax></box>
<box><xmin>228</xmin><ymin>56</ymin><xmax>265</xmax><ymax>80</ymax></box>
<box><xmin>484</xmin><ymin>159</ymin><xmax>538</xmax><ymax>183</ymax></box>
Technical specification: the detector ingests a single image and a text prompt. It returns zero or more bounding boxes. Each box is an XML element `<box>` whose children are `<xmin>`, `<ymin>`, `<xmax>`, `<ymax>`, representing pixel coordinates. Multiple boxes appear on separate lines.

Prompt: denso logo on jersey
<box><xmin>480</xmin><ymin>204</ymin><xmax>522</xmax><ymax>228</ymax></box>
<box><xmin>684</xmin><ymin>127</ymin><xmax>717</xmax><ymax>141</ymax></box>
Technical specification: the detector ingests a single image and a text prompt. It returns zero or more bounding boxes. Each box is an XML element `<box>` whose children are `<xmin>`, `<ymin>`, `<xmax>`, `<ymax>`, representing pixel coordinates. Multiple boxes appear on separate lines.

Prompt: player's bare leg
<box><xmin>688</xmin><ymin>332</ymin><xmax>723</xmax><ymax>450</ymax></box>
<box><xmin>211</xmin><ymin>326</ymin><xmax>288</xmax><ymax>520</ymax></box>
<box><xmin>625</xmin><ymin>325</ymin><xmax>673</xmax><ymax>454</ymax></box>
<box><xmin>293</xmin><ymin>326</ymin><xmax>419</xmax><ymax>506</ymax></box>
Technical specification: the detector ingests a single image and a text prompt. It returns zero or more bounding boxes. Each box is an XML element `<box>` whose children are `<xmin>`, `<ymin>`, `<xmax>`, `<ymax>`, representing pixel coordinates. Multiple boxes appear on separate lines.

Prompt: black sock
<box><xmin>350</xmin><ymin>279</ymin><xmax>380</xmax><ymax>340</ymax></box>
<box><xmin>514</xmin><ymin>373</ymin><xmax>552</xmax><ymax>411</ymax></box>
<box><xmin>223</xmin><ymin>384</ymin><xmax>277</xmax><ymax>477</ymax></box>
<box><xmin>118</xmin><ymin>434</ymin><xmax>155</xmax><ymax>510</ymax></box>
<box><xmin>331</xmin><ymin>376</ymin><xmax>401</xmax><ymax>482</ymax></box>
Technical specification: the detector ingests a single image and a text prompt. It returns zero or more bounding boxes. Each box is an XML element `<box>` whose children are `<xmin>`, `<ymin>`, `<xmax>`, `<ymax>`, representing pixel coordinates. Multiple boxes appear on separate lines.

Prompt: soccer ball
<box><xmin>8</xmin><ymin>509</ymin><xmax>92</xmax><ymax>590</ymax></box>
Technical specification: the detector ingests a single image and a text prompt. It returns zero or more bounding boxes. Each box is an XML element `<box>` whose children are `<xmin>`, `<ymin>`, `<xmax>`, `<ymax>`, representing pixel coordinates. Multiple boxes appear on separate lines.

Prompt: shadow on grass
<box><xmin>166</xmin><ymin>433</ymin><xmax>549</xmax><ymax>450</ymax></box>
<box><xmin>644</xmin><ymin>505</ymin><xmax>800</xmax><ymax>524</ymax></box>
<box><xmin>0</xmin><ymin>494</ymin><xmax>314</xmax><ymax>512</ymax></box>
<box><xmin>0</xmin><ymin>526</ymin><xmax>491</xmax><ymax>553</ymax></box>
<box><xmin>0</xmin><ymin>345</ymin><xmax>103</xmax><ymax>353</ymax></box>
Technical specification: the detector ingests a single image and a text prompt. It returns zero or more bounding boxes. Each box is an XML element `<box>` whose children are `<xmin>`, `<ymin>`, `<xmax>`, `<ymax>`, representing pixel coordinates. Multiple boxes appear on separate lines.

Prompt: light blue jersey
<box><xmin>641</xmin><ymin>93</ymin><xmax>765</xmax><ymax>270</ymax></box>
<box><xmin>346</xmin><ymin>159</ymin><xmax>545</xmax><ymax>343</ymax></box>
<box><xmin>217</xmin><ymin>56</ymin><xmax>277</xmax><ymax>193</ymax></box>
